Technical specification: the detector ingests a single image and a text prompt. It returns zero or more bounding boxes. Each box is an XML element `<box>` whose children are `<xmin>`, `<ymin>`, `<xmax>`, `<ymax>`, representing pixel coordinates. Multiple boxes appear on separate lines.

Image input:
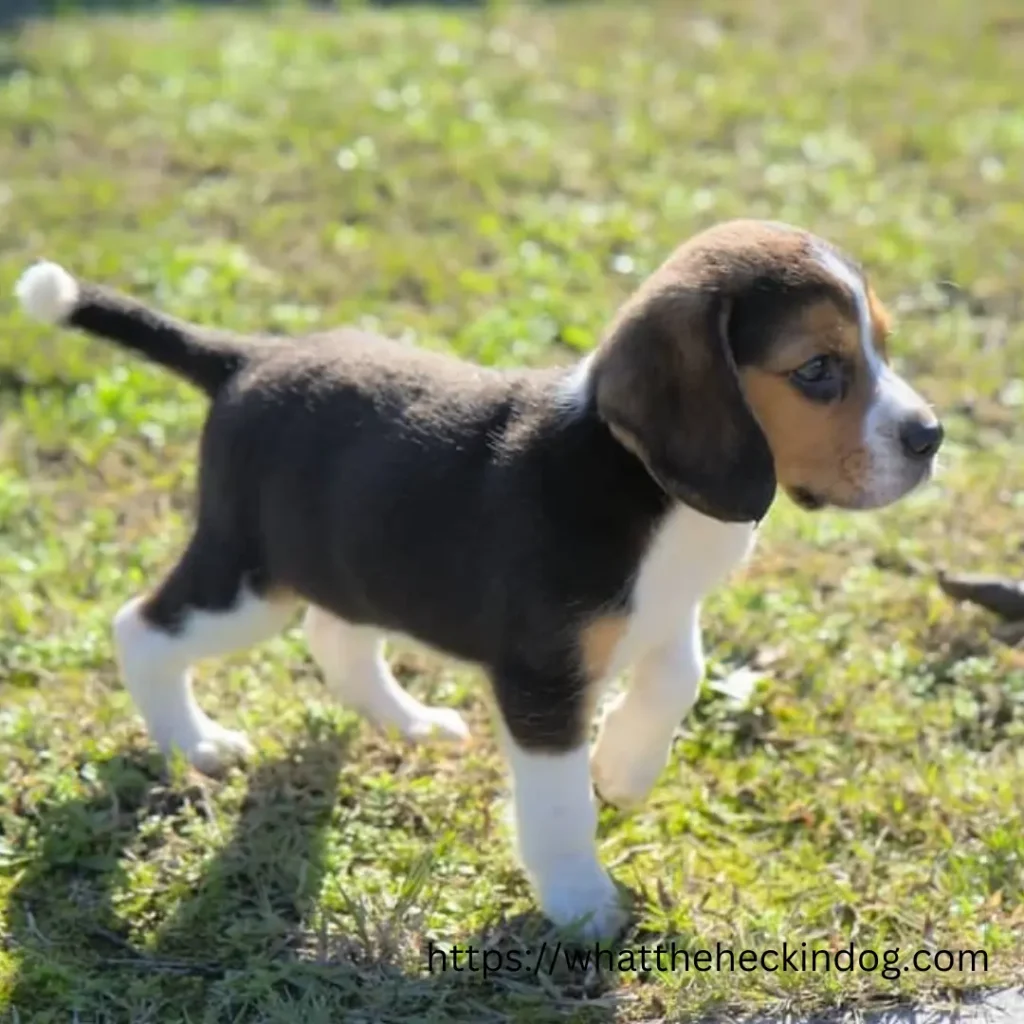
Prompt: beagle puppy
<box><xmin>15</xmin><ymin>219</ymin><xmax>942</xmax><ymax>937</ymax></box>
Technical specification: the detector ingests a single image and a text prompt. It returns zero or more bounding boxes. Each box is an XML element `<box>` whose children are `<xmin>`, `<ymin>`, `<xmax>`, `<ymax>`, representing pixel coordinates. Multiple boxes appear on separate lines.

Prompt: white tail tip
<box><xmin>16</xmin><ymin>261</ymin><xmax>80</xmax><ymax>323</ymax></box>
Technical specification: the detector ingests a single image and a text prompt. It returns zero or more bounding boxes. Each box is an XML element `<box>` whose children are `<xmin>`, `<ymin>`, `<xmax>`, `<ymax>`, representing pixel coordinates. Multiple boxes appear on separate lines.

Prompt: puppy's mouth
<box><xmin>786</xmin><ymin>461</ymin><xmax>935</xmax><ymax>514</ymax></box>
<box><xmin>787</xmin><ymin>486</ymin><xmax>827</xmax><ymax>511</ymax></box>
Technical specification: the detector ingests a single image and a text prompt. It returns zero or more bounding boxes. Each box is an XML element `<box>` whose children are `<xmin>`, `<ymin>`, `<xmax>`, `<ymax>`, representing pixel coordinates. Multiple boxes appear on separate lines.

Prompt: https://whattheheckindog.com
<box><xmin>426</xmin><ymin>940</ymin><xmax>988</xmax><ymax>981</ymax></box>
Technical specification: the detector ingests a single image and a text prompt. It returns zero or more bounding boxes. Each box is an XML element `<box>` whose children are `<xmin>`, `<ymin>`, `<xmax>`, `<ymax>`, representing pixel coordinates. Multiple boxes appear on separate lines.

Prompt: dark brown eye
<box><xmin>791</xmin><ymin>355</ymin><xmax>844</xmax><ymax>401</ymax></box>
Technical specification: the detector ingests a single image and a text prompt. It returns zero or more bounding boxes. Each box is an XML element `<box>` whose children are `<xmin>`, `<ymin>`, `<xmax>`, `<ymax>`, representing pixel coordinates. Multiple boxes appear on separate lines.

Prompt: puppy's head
<box><xmin>591</xmin><ymin>219</ymin><xmax>941</xmax><ymax>523</ymax></box>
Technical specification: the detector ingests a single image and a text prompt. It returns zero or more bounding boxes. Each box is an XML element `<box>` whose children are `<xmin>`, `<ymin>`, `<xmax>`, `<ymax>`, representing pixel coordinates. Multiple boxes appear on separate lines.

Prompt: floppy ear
<box><xmin>593</xmin><ymin>285</ymin><xmax>776</xmax><ymax>523</ymax></box>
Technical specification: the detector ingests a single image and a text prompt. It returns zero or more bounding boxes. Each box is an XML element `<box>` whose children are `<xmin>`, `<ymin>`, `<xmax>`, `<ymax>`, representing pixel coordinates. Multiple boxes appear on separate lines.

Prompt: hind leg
<box><xmin>113</xmin><ymin>535</ymin><xmax>297</xmax><ymax>775</ymax></box>
<box><xmin>304</xmin><ymin>606</ymin><xmax>469</xmax><ymax>743</ymax></box>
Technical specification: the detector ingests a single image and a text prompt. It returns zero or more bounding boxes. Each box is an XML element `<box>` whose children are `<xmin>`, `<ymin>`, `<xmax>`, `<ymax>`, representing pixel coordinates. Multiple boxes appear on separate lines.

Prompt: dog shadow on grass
<box><xmin>4</xmin><ymin>751</ymin><xmax>163</xmax><ymax>1019</ymax></box>
<box><xmin>5</xmin><ymin>727</ymin><xmax>624</xmax><ymax>1023</ymax></box>
<box><xmin>4</xmin><ymin>733</ymin><xmax>347</xmax><ymax>1021</ymax></box>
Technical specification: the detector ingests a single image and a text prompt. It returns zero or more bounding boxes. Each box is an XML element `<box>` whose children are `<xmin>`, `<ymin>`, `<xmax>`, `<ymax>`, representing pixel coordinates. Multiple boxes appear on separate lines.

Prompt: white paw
<box><xmin>591</xmin><ymin>716</ymin><xmax>667</xmax><ymax>810</ymax></box>
<box><xmin>538</xmin><ymin>860</ymin><xmax>627</xmax><ymax>939</ymax></box>
<box><xmin>400</xmin><ymin>706</ymin><xmax>471</xmax><ymax>744</ymax></box>
<box><xmin>591</xmin><ymin>749</ymin><xmax>665</xmax><ymax>810</ymax></box>
<box><xmin>165</xmin><ymin>723</ymin><xmax>254</xmax><ymax>777</ymax></box>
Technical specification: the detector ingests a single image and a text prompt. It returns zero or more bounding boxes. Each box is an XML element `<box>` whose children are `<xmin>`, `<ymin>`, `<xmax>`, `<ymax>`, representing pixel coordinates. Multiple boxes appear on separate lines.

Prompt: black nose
<box><xmin>899</xmin><ymin>419</ymin><xmax>944</xmax><ymax>460</ymax></box>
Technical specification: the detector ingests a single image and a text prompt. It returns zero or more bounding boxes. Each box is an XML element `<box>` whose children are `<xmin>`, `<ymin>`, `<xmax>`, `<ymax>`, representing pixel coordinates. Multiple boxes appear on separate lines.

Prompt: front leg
<box><xmin>492</xmin><ymin>666</ymin><xmax>627</xmax><ymax>938</ymax></box>
<box><xmin>591</xmin><ymin>605</ymin><xmax>703</xmax><ymax>809</ymax></box>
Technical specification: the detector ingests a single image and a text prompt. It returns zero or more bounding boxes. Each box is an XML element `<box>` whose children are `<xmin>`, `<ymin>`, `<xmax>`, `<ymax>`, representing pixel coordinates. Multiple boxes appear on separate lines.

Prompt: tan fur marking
<box><xmin>755</xmin><ymin>300</ymin><xmax>861</xmax><ymax>372</ymax></box>
<box><xmin>580</xmin><ymin>615</ymin><xmax>628</xmax><ymax>683</ymax></box>
<box><xmin>740</xmin><ymin>298</ymin><xmax>876</xmax><ymax>506</ymax></box>
<box><xmin>867</xmin><ymin>285</ymin><xmax>891</xmax><ymax>361</ymax></box>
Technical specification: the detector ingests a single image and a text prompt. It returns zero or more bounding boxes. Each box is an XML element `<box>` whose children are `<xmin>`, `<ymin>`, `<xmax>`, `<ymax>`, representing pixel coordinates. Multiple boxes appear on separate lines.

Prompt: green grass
<box><xmin>2</xmin><ymin>1</ymin><xmax>1024</xmax><ymax>1020</ymax></box>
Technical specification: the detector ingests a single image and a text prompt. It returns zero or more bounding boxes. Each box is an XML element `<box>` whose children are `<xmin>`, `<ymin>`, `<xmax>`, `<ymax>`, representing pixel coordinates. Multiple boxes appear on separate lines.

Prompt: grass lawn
<box><xmin>2</xmin><ymin>1</ymin><xmax>1024</xmax><ymax>1020</ymax></box>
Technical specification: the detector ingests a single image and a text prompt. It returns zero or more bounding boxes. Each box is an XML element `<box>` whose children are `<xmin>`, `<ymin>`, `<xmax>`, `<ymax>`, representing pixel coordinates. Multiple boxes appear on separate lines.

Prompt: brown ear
<box><xmin>593</xmin><ymin>285</ymin><xmax>776</xmax><ymax>523</ymax></box>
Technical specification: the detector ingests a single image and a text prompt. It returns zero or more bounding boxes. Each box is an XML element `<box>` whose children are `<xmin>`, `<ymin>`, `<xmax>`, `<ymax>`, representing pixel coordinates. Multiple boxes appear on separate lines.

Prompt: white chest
<box><xmin>610</xmin><ymin>506</ymin><xmax>757</xmax><ymax>671</ymax></box>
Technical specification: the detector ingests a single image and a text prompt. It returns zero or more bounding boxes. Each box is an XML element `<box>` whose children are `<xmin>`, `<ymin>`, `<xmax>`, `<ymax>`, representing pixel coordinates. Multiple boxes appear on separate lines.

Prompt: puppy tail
<box><xmin>15</xmin><ymin>261</ymin><xmax>252</xmax><ymax>397</ymax></box>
